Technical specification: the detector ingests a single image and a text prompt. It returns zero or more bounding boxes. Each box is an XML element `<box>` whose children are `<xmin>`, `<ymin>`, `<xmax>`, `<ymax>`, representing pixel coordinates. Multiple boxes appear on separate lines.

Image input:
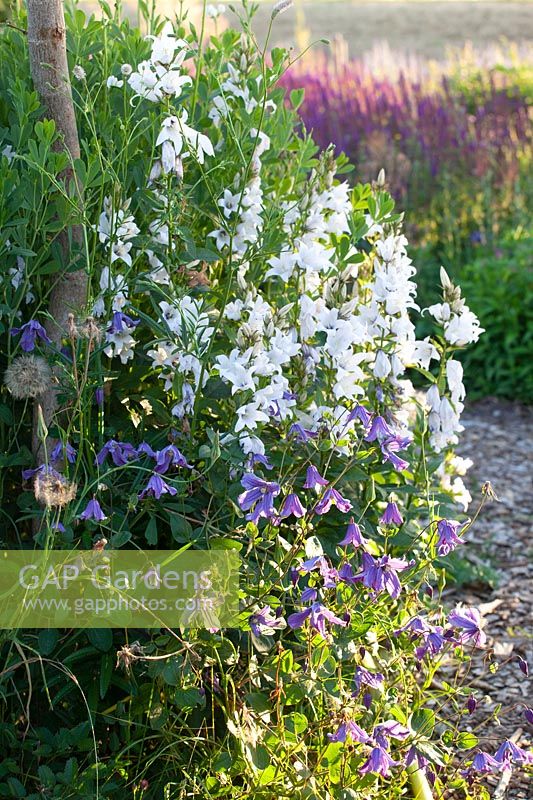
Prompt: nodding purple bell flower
<box><xmin>448</xmin><ymin>607</ymin><xmax>486</xmax><ymax>648</ymax></box>
<box><xmin>394</xmin><ymin>615</ymin><xmax>445</xmax><ymax>660</ymax></box>
<box><xmin>380</xmin><ymin>501</ymin><xmax>403</xmax><ymax>526</ymax></box>
<box><xmin>466</xmin><ymin>695</ymin><xmax>477</xmax><ymax>714</ymax></box>
<box><xmin>154</xmin><ymin>444</ymin><xmax>192</xmax><ymax>473</ymax></box>
<box><xmin>355</xmin><ymin>553</ymin><xmax>410</xmax><ymax>599</ymax></box>
<box><xmin>249</xmin><ymin>606</ymin><xmax>286</xmax><ymax>637</ymax></box>
<box><xmin>328</xmin><ymin>720</ymin><xmax>371</xmax><ymax>744</ymax></box>
<box><xmin>381</xmin><ymin>436</ymin><xmax>410</xmax><ymax>471</ymax></box>
<box><xmin>10</xmin><ymin>319</ymin><xmax>52</xmax><ymax>352</ymax></box>
<box><xmin>373</xmin><ymin>720</ymin><xmax>410</xmax><ymax>749</ymax></box>
<box><xmin>238</xmin><ymin>474</ymin><xmax>280</xmax><ymax>511</ymax></box>
<box><xmin>138</xmin><ymin>473</ymin><xmax>178</xmax><ymax>500</ymax></box>
<box><xmin>137</xmin><ymin>442</ymin><xmax>157</xmax><ymax>458</ymax></box>
<box><xmin>314</xmin><ymin>487</ymin><xmax>352</xmax><ymax>515</ymax></box>
<box><xmin>436</xmin><ymin>518</ymin><xmax>464</xmax><ymax>556</ymax></box>
<box><xmin>296</xmin><ymin>556</ymin><xmax>338</xmax><ymax>588</ymax></box>
<box><xmin>517</xmin><ymin>656</ymin><xmax>529</xmax><ymax>676</ymax></box>
<box><xmin>362</xmin><ymin>691</ymin><xmax>373</xmax><ymax>710</ymax></box>
<box><xmin>248</xmin><ymin>452</ymin><xmax>273</xmax><ymax>470</ymax></box>
<box><xmin>95</xmin><ymin>387</ymin><xmax>105</xmax><ymax>407</ymax></box>
<box><xmin>359</xmin><ymin>746</ymin><xmax>400</xmax><ymax>777</ymax></box>
<box><xmin>494</xmin><ymin>740</ymin><xmax>533</xmax><ymax>768</ymax></box>
<box><xmin>79</xmin><ymin>498</ymin><xmax>107</xmax><ymax>522</ymax></box>
<box><xmin>279</xmin><ymin>492</ymin><xmax>306</xmax><ymax>519</ymax></box>
<box><xmin>22</xmin><ymin>464</ymin><xmax>62</xmax><ymax>481</ymax></box>
<box><xmin>300</xmin><ymin>586</ymin><xmax>318</xmax><ymax>603</ymax></box>
<box><xmin>288</xmin><ymin>601</ymin><xmax>347</xmax><ymax>638</ymax></box>
<box><xmin>365</xmin><ymin>415</ymin><xmax>393</xmax><ymax>443</ymax></box>
<box><xmin>464</xmin><ymin>751</ymin><xmax>500</xmax><ymax>776</ymax></box>
<box><xmin>50</xmin><ymin>441</ymin><xmax>77</xmax><ymax>465</ymax></box>
<box><xmin>96</xmin><ymin>439</ymin><xmax>137</xmax><ymax>467</ymax></box>
<box><xmin>339</xmin><ymin>519</ymin><xmax>368</xmax><ymax>549</ymax></box>
<box><xmin>106</xmin><ymin>311</ymin><xmax>139</xmax><ymax>333</ymax></box>
<box><xmin>50</xmin><ymin>520</ymin><xmax>66</xmax><ymax>533</ymax></box>
<box><xmin>347</xmin><ymin>404</ymin><xmax>373</xmax><ymax>429</ymax></box>
<box><xmin>288</xmin><ymin>423</ymin><xmax>318</xmax><ymax>443</ymax></box>
<box><xmin>353</xmin><ymin>665</ymin><xmax>384</xmax><ymax>693</ymax></box>
<box><xmin>523</xmin><ymin>707</ymin><xmax>533</xmax><ymax>725</ymax></box>
<box><xmin>303</xmin><ymin>465</ymin><xmax>329</xmax><ymax>491</ymax></box>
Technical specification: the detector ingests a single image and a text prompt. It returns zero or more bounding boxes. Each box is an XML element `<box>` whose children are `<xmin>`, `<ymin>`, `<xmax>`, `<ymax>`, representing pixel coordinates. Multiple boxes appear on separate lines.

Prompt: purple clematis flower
<box><xmin>300</xmin><ymin>586</ymin><xmax>318</xmax><ymax>603</ymax></box>
<box><xmin>238</xmin><ymin>473</ymin><xmax>280</xmax><ymax>523</ymax></box>
<box><xmin>79</xmin><ymin>498</ymin><xmax>107</xmax><ymax>522</ymax></box>
<box><xmin>339</xmin><ymin>519</ymin><xmax>368</xmax><ymax>549</ymax></box>
<box><xmin>10</xmin><ymin>319</ymin><xmax>52</xmax><ymax>352</ymax></box>
<box><xmin>303</xmin><ymin>465</ymin><xmax>329</xmax><ymax>491</ymax></box>
<box><xmin>154</xmin><ymin>444</ymin><xmax>192</xmax><ymax>473</ymax></box>
<box><xmin>96</xmin><ymin>439</ymin><xmax>137</xmax><ymax>467</ymax></box>
<box><xmin>517</xmin><ymin>656</ymin><xmax>529</xmax><ymax>676</ymax></box>
<box><xmin>95</xmin><ymin>387</ymin><xmax>105</xmax><ymax>407</ymax></box>
<box><xmin>22</xmin><ymin>464</ymin><xmax>61</xmax><ymax>481</ymax></box>
<box><xmin>347</xmin><ymin>404</ymin><xmax>373</xmax><ymax>428</ymax></box>
<box><xmin>288</xmin><ymin>423</ymin><xmax>318</xmax><ymax>443</ymax></box>
<box><xmin>494</xmin><ymin>740</ymin><xmax>533</xmax><ymax>768</ymax></box>
<box><xmin>249</xmin><ymin>606</ymin><xmax>286</xmax><ymax>637</ymax></box>
<box><xmin>465</xmin><ymin>751</ymin><xmax>501</xmax><ymax>776</ymax></box>
<box><xmin>107</xmin><ymin>311</ymin><xmax>139</xmax><ymax>333</ymax></box>
<box><xmin>360</xmin><ymin>746</ymin><xmax>400</xmax><ymax>777</ymax></box>
<box><xmin>353</xmin><ymin>666</ymin><xmax>384</xmax><ymax>692</ymax></box>
<box><xmin>138</xmin><ymin>474</ymin><xmax>178</xmax><ymax>500</ymax></box>
<box><xmin>50</xmin><ymin>520</ymin><xmax>66</xmax><ymax>533</ymax></box>
<box><xmin>380</xmin><ymin>501</ymin><xmax>403</xmax><ymax>526</ymax></box>
<box><xmin>373</xmin><ymin>721</ymin><xmax>410</xmax><ymax>749</ymax></box>
<box><xmin>288</xmin><ymin>601</ymin><xmax>347</xmax><ymax>638</ymax></box>
<box><xmin>279</xmin><ymin>492</ymin><xmax>306</xmax><ymax>519</ymax></box>
<box><xmin>314</xmin><ymin>487</ymin><xmax>352</xmax><ymax>515</ymax></box>
<box><xmin>448</xmin><ymin>607</ymin><xmax>486</xmax><ymax>648</ymax></box>
<box><xmin>356</xmin><ymin>553</ymin><xmax>410</xmax><ymax>599</ymax></box>
<box><xmin>381</xmin><ymin>436</ymin><xmax>410</xmax><ymax>471</ymax></box>
<box><xmin>328</xmin><ymin>720</ymin><xmax>371</xmax><ymax>744</ymax></box>
<box><xmin>248</xmin><ymin>452</ymin><xmax>273</xmax><ymax>470</ymax></box>
<box><xmin>137</xmin><ymin>441</ymin><xmax>157</xmax><ymax>458</ymax></box>
<box><xmin>365</xmin><ymin>415</ymin><xmax>393</xmax><ymax>443</ymax></box>
<box><xmin>523</xmin><ymin>707</ymin><xmax>533</xmax><ymax>725</ymax></box>
<box><xmin>436</xmin><ymin>519</ymin><xmax>464</xmax><ymax>556</ymax></box>
<box><xmin>50</xmin><ymin>441</ymin><xmax>77</xmax><ymax>464</ymax></box>
<box><xmin>395</xmin><ymin>616</ymin><xmax>445</xmax><ymax>660</ymax></box>
<box><xmin>297</xmin><ymin>556</ymin><xmax>338</xmax><ymax>588</ymax></box>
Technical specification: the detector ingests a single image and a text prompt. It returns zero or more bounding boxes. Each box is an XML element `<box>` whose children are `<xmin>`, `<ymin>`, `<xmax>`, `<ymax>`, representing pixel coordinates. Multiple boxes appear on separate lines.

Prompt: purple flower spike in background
<box><xmin>359</xmin><ymin>746</ymin><xmax>400</xmax><ymax>778</ymax></box>
<box><xmin>314</xmin><ymin>487</ymin><xmax>352</xmax><ymax>515</ymax></box>
<box><xmin>380</xmin><ymin>501</ymin><xmax>403</xmax><ymax>526</ymax></box>
<box><xmin>436</xmin><ymin>518</ymin><xmax>464</xmax><ymax>556</ymax></box>
<box><xmin>448</xmin><ymin>606</ymin><xmax>486</xmax><ymax>648</ymax></box>
<box><xmin>10</xmin><ymin>319</ymin><xmax>52</xmax><ymax>352</ymax></box>
<box><xmin>138</xmin><ymin>473</ymin><xmax>177</xmax><ymax>500</ymax></box>
<box><xmin>339</xmin><ymin>518</ymin><xmax>368</xmax><ymax>549</ymax></box>
<box><xmin>79</xmin><ymin>498</ymin><xmax>107</xmax><ymax>522</ymax></box>
<box><xmin>288</xmin><ymin>601</ymin><xmax>347</xmax><ymax>638</ymax></box>
<box><xmin>303</xmin><ymin>465</ymin><xmax>329</xmax><ymax>491</ymax></box>
<box><xmin>279</xmin><ymin>492</ymin><xmax>306</xmax><ymax>519</ymax></box>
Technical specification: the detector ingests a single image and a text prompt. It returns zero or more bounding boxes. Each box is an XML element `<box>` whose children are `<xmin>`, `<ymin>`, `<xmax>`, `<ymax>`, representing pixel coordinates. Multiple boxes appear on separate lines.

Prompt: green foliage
<box><xmin>416</xmin><ymin>237</ymin><xmax>533</xmax><ymax>402</ymax></box>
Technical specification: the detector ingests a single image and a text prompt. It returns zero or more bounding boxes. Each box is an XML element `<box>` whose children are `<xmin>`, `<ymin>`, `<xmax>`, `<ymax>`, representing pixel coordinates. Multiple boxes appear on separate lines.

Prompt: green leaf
<box><xmin>38</xmin><ymin>629</ymin><xmax>59</xmax><ymax>656</ymax></box>
<box><xmin>145</xmin><ymin>516</ymin><xmax>158</xmax><ymax>545</ymax></box>
<box><xmin>457</xmin><ymin>731</ymin><xmax>478</xmax><ymax>750</ymax></box>
<box><xmin>99</xmin><ymin>652</ymin><xmax>114</xmax><ymax>699</ymax></box>
<box><xmin>410</xmin><ymin>708</ymin><xmax>435</xmax><ymax>737</ymax></box>
<box><xmin>86</xmin><ymin>629</ymin><xmax>113</xmax><ymax>652</ymax></box>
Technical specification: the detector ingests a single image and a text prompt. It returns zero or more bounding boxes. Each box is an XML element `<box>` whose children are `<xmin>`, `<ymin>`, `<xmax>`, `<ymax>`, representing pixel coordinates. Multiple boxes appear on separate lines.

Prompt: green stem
<box><xmin>407</xmin><ymin>763</ymin><xmax>434</xmax><ymax>800</ymax></box>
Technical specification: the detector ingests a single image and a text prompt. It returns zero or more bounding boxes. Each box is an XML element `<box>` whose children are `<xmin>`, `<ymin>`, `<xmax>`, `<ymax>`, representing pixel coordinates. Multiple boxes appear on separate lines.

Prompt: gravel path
<box><xmin>445</xmin><ymin>399</ymin><xmax>532</xmax><ymax>798</ymax></box>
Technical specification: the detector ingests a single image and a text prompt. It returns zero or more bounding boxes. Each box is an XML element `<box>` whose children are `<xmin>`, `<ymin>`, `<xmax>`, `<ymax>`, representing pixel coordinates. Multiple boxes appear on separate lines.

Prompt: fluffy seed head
<box><xmin>4</xmin><ymin>355</ymin><xmax>52</xmax><ymax>399</ymax></box>
<box><xmin>34</xmin><ymin>471</ymin><xmax>78</xmax><ymax>508</ymax></box>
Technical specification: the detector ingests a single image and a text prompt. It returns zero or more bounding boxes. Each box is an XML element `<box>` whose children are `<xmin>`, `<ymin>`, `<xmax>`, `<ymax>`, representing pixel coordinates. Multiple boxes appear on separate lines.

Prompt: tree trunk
<box><xmin>26</xmin><ymin>0</ymin><xmax>87</xmax><ymax>459</ymax></box>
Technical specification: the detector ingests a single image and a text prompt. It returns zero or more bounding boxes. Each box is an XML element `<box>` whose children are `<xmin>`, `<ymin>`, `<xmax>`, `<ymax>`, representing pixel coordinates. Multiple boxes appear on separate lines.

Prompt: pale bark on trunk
<box><xmin>26</xmin><ymin>0</ymin><xmax>87</xmax><ymax>459</ymax></box>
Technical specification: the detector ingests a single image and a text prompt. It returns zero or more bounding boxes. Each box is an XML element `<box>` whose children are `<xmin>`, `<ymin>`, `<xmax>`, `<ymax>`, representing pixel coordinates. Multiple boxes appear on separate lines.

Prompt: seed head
<box><xmin>4</xmin><ymin>355</ymin><xmax>52</xmax><ymax>399</ymax></box>
<box><xmin>34</xmin><ymin>470</ymin><xmax>77</xmax><ymax>508</ymax></box>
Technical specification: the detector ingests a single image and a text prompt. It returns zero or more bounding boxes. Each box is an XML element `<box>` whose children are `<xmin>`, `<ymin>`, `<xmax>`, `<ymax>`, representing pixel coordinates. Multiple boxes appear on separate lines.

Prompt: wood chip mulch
<box><xmin>441</xmin><ymin>398</ymin><xmax>532</xmax><ymax>798</ymax></box>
